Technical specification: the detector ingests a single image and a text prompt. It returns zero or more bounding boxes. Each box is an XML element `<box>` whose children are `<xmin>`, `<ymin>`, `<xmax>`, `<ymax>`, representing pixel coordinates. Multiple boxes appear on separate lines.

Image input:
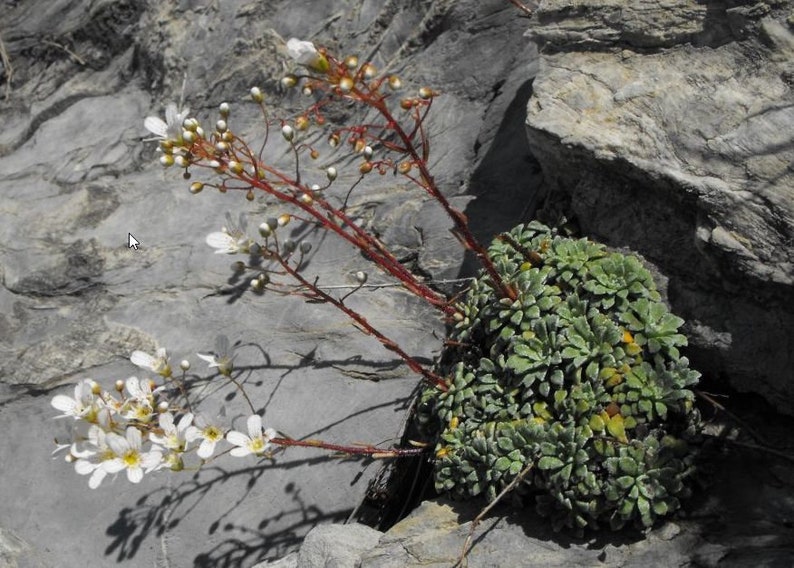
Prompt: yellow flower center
<box><xmin>123</xmin><ymin>450</ymin><xmax>141</xmax><ymax>468</ymax></box>
<box><xmin>249</xmin><ymin>438</ymin><xmax>265</xmax><ymax>454</ymax></box>
<box><xmin>204</xmin><ymin>426</ymin><xmax>223</xmax><ymax>442</ymax></box>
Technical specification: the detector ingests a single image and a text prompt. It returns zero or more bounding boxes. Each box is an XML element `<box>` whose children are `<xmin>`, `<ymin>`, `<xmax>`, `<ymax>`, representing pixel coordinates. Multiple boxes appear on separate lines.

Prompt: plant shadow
<box><xmin>102</xmin><ymin>340</ymin><xmax>425</xmax><ymax>567</ymax></box>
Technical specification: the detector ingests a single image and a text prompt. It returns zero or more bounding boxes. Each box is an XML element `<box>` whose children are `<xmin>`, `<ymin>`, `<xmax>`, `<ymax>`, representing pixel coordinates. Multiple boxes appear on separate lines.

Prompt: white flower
<box><xmin>205</xmin><ymin>231</ymin><xmax>251</xmax><ymax>254</ymax></box>
<box><xmin>51</xmin><ymin>379</ymin><xmax>96</xmax><ymax>419</ymax></box>
<box><xmin>286</xmin><ymin>38</ymin><xmax>329</xmax><ymax>73</ymax></box>
<box><xmin>72</xmin><ymin>425</ymin><xmax>118</xmax><ymax>489</ymax></box>
<box><xmin>185</xmin><ymin>414</ymin><xmax>226</xmax><ymax>459</ymax></box>
<box><xmin>121</xmin><ymin>376</ymin><xmax>157</xmax><ymax>423</ymax></box>
<box><xmin>130</xmin><ymin>348</ymin><xmax>172</xmax><ymax>378</ymax></box>
<box><xmin>149</xmin><ymin>412</ymin><xmax>193</xmax><ymax>452</ymax></box>
<box><xmin>51</xmin><ymin>379</ymin><xmax>110</xmax><ymax>425</ymax></box>
<box><xmin>206</xmin><ymin>212</ymin><xmax>252</xmax><ymax>255</ymax></box>
<box><xmin>196</xmin><ymin>334</ymin><xmax>235</xmax><ymax>376</ymax></box>
<box><xmin>144</xmin><ymin>103</ymin><xmax>190</xmax><ymax>142</ymax></box>
<box><xmin>102</xmin><ymin>427</ymin><xmax>163</xmax><ymax>484</ymax></box>
<box><xmin>226</xmin><ymin>414</ymin><xmax>277</xmax><ymax>457</ymax></box>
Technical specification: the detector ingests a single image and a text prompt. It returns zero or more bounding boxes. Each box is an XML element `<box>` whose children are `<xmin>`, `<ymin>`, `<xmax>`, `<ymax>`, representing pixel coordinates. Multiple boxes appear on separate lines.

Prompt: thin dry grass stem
<box><xmin>696</xmin><ymin>389</ymin><xmax>794</xmax><ymax>463</ymax></box>
<box><xmin>695</xmin><ymin>389</ymin><xmax>768</xmax><ymax>445</ymax></box>
<box><xmin>454</xmin><ymin>462</ymin><xmax>534</xmax><ymax>568</ymax></box>
<box><xmin>41</xmin><ymin>39</ymin><xmax>87</xmax><ymax>65</ymax></box>
<box><xmin>0</xmin><ymin>35</ymin><xmax>12</xmax><ymax>100</ymax></box>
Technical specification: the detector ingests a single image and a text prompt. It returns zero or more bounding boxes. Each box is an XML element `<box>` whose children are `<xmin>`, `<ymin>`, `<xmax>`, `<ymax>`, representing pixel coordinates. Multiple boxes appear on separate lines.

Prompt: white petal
<box><xmin>51</xmin><ymin>395</ymin><xmax>77</xmax><ymax>413</ymax></box>
<box><xmin>184</xmin><ymin>425</ymin><xmax>200</xmax><ymax>443</ymax></box>
<box><xmin>126</xmin><ymin>426</ymin><xmax>143</xmax><ymax>450</ymax></box>
<box><xmin>230</xmin><ymin>446</ymin><xmax>251</xmax><ymax>457</ymax></box>
<box><xmin>144</xmin><ymin>116</ymin><xmax>168</xmax><ymax>137</ymax></box>
<box><xmin>263</xmin><ymin>428</ymin><xmax>278</xmax><ymax>442</ymax></box>
<box><xmin>75</xmin><ymin>460</ymin><xmax>96</xmax><ymax>475</ymax></box>
<box><xmin>176</xmin><ymin>412</ymin><xmax>194</xmax><ymax>433</ymax></box>
<box><xmin>130</xmin><ymin>350</ymin><xmax>156</xmax><ymax>371</ymax></box>
<box><xmin>89</xmin><ymin>469</ymin><xmax>107</xmax><ymax>489</ymax></box>
<box><xmin>127</xmin><ymin>466</ymin><xmax>144</xmax><ymax>483</ymax></box>
<box><xmin>286</xmin><ymin>38</ymin><xmax>317</xmax><ymax>64</ymax></box>
<box><xmin>197</xmin><ymin>439</ymin><xmax>216</xmax><ymax>459</ymax></box>
<box><xmin>196</xmin><ymin>353</ymin><xmax>219</xmax><ymax>367</ymax></box>
<box><xmin>246</xmin><ymin>415</ymin><xmax>263</xmax><ymax>439</ymax></box>
<box><xmin>102</xmin><ymin>458</ymin><xmax>126</xmax><ymax>474</ymax></box>
<box><xmin>226</xmin><ymin>430</ymin><xmax>249</xmax><ymax>447</ymax></box>
<box><xmin>159</xmin><ymin>412</ymin><xmax>175</xmax><ymax>432</ymax></box>
<box><xmin>105</xmin><ymin>433</ymin><xmax>129</xmax><ymax>456</ymax></box>
<box><xmin>141</xmin><ymin>451</ymin><xmax>163</xmax><ymax>472</ymax></box>
<box><xmin>205</xmin><ymin>232</ymin><xmax>237</xmax><ymax>254</ymax></box>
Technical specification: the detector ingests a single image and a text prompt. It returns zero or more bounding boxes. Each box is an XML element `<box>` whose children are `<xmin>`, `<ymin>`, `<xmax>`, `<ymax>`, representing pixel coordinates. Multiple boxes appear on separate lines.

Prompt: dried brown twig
<box><xmin>0</xmin><ymin>34</ymin><xmax>12</xmax><ymax>100</ymax></box>
<box><xmin>454</xmin><ymin>462</ymin><xmax>534</xmax><ymax>567</ymax></box>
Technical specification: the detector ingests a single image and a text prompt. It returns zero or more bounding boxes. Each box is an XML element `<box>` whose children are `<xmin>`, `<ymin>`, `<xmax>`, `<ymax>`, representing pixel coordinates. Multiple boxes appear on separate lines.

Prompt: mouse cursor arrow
<box><xmin>128</xmin><ymin>233</ymin><xmax>140</xmax><ymax>250</ymax></box>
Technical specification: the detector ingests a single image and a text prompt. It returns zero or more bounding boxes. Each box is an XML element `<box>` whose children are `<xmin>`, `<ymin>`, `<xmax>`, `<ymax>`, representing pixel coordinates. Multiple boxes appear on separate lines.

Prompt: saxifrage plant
<box><xmin>51</xmin><ymin>32</ymin><xmax>701</xmax><ymax>540</ymax></box>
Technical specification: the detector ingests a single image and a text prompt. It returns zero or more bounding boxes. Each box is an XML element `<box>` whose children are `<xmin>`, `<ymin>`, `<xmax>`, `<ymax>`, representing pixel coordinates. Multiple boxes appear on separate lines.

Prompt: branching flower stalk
<box><xmin>51</xmin><ymin>37</ymin><xmax>518</xmax><ymax>489</ymax></box>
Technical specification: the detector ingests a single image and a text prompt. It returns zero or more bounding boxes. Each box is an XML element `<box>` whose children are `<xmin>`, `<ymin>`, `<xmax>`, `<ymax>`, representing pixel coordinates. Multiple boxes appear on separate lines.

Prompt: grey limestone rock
<box><xmin>0</xmin><ymin>0</ymin><xmax>541</xmax><ymax>566</ymax></box>
<box><xmin>524</xmin><ymin>0</ymin><xmax>794</xmax><ymax>414</ymax></box>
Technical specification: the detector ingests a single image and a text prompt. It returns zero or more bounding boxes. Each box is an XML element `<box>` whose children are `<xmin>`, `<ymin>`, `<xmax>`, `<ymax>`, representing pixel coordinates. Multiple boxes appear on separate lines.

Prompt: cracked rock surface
<box><xmin>0</xmin><ymin>1</ymin><xmax>539</xmax><ymax>566</ymax></box>
<box><xmin>524</xmin><ymin>0</ymin><xmax>794</xmax><ymax>413</ymax></box>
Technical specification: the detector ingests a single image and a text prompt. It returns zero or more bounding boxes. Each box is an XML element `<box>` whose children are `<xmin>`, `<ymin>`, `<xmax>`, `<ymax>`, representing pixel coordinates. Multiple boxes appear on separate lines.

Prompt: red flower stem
<box><xmin>272</xmin><ymin>437</ymin><xmax>428</xmax><ymax>458</ymax></box>
<box><xmin>273</xmin><ymin>253</ymin><xmax>449</xmax><ymax>391</ymax></box>
<box><xmin>358</xmin><ymin>90</ymin><xmax>517</xmax><ymax>302</ymax></box>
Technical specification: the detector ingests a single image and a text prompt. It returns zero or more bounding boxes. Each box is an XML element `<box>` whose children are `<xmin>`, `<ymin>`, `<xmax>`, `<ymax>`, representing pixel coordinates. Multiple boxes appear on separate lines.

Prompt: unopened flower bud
<box><xmin>388</xmin><ymin>75</ymin><xmax>402</xmax><ymax>90</ymax></box>
<box><xmin>338</xmin><ymin>77</ymin><xmax>354</xmax><ymax>93</ymax></box>
<box><xmin>359</xmin><ymin>161</ymin><xmax>373</xmax><ymax>174</ymax></box>
<box><xmin>282</xmin><ymin>239</ymin><xmax>296</xmax><ymax>254</ymax></box>
<box><xmin>400</xmin><ymin>98</ymin><xmax>414</xmax><ymax>110</ymax></box>
<box><xmin>195</xmin><ymin>126</ymin><xmax>205</xmax><ymax>138</ymax></box>
<box><xmin>250</xmin><ymin>277</ymin><xmax>264</xmax><ymax>291</ymax></box>
<box><xmin>89</xmin><ymin>380</ymin><xmax>101</xmax><ymax>395</ymax></box>
<box><xmin>326</xmin><ymin>166</ymin><xmax>337</xmax><ymax>182</ymax></box>
<box><xmin>281</xmin><ymin>124</ymin><xmax>295</xmax><ymax>142</ymax></box>
<box><xmin>228</xmin><ymin>161</ymin><xmax>243</xmax><ymax>175</ymax></box>
<box><xmin>418</xmin><ymin>87</ymin><xmax>435</xmax><ymax>99</ymax></box>
<box><xmin>246</xmin><ymin>189</ymin><xmax>255</xmax><ymax>202</ymax></box>
<box><xmin>250</xmin><ymin>86</ymin><xmax>264</xmax><ymax>103</ymax></box>
<box><xmin>160</xmin><ymin>154</ymin><xmax>175</xmax><ymax>167</ymax></box>
<box><xmin>174</xmin><ymin>155</ymin><xmax>189</xmax><ymax>168</ymax></box>
<box><xmin>354</xmin><ymin>270</ymin><xmax>368</xmax><ymax>284</ymax></box>
<box><xmin>183</xmin><ymin>130</ymin><xmax>196</xmax><ymax>144</ymax></box>
<box><xmin>219</xmin><ymin>102</ymin><xmax>230</xmax><ymax>117</ymax></box>
<box><xmin>180</xmin><ymin>359</ymin><xmax>190</xmax><ymax>371</ymax></box>
<box><xmin>302</xmin><ymin>85</ymin><xmax>313</xmax><ymax>96</ymax></box>
<box><xmin>299</xmin><ymin>193</ymin><xmax>313</xmax><ymax>205</ymax></box>
<box><xmin>310</xmin><ymin>149</ymin><xmax>319</xmax><ymax>160</ymax></box>
<box><xmin>115</xmin><ymin>379</ymin><xmax>125</xmax><ymax>392</ymax></box>
<box><xmin>215</xmin><ymin>141</ymin><xmax>229</xmax><ymax>153</ymax></box>
<box><xmin>363</xmin><ymin>146</ymin><xmax>373</xmax><ymax>159</ymax></box>
<box><xmin>311</xmin><ymin>184</ymin><xmax>321</xmax><ymax>192</ymax></box>
<box><xmin>362</xmin><ymin>63</ymin><xmax>376</xmax><ymax>79</ymax></box>
<box><xmin>281</xmin><ymin>74</ymin><xmax>298</xmax><ymax>89</ymax></box>
<box><xmin>299</xmin><ymin>242</ymin><xmax>312</xmax><ymax>254</ymax></box>
<box><xmin>190</xmin><ymin>182</ymin><xmax>204</xmax><ymax>194</ymax></box>
<box><xmin>354</xmin><ymin>139</ymin><xmax>365</xmax><ymax>152</ymax></box>
<box><xmin>208</xmin><ymin>159</ymin><xmax>222</xmax><ymax>170</ymax></box>
<box><xmin>398</xmin><ymin>161</ymin><xmax>413</xmax><ymax>174</ymax></box>
<box><xmin>258</xmin><ymin>222</ymin><xmax>273</xmax><ymax>237</ymax></box>
<box><xmin>222</xmin><ymin>131</ymin><xmax>233</xmax><ymax>142</ymax></box>
<box><xmin>216</xmin><ymin>119</ymin><xmax>228</xmax><ymax>133</ymax></box>
<box><xmin>157</xmin><ymin>400</ymin><xmax>170</xmax><ymax>413</ymax></box>
<box><xmin>328</xmin><ymin>134</ymin><xmax>340</xmax><ymax>147</ymax></box>
<box><xmin>344</xmin><ymin>55</ymin><xmax>359</xmax><ymax>69</ymax></box>
<box><xmin>295</xmin><ymin>116</ymin><xmax>310</xmax><ymax>131</ymax></box>
<box><xmin>266</xmin><ymin>217</ymin><xmax>279</xmax><ymax>232</ymax></box>
<box><xmin>277</xmin><ymin>213</ymin><xmax>291</xmax><ymax>227</ymax></box>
